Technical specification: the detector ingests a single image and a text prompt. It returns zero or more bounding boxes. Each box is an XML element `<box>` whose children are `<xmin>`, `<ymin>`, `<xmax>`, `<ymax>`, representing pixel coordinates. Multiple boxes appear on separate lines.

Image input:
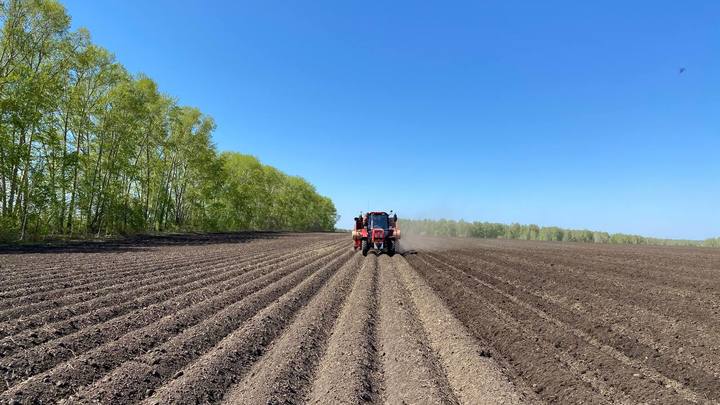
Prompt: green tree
<box><xmin>401</xmin><ymin>218</ymin><xmax>714</xmax><ymax>248</ymax></box>
<box><xmin>0</xmin><ymin>0</ymin><xmax>337</xmax><ymax>241</ymax></box>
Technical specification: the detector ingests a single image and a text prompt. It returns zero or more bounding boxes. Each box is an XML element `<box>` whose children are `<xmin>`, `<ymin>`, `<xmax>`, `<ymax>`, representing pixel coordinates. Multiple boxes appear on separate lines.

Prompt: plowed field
<box><xmin>1</xmin><ymin>233</ymin><xmax>718</xmax><ymax>404</ymax></box>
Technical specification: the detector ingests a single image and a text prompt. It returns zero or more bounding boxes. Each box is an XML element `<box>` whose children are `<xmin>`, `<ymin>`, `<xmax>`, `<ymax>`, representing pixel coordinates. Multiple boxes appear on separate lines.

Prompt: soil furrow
<box><xmin>0</xmin><ymin>238</ymin><xmax>337</xmax><ymax>309</ymax></box>
<box><xmin>408</xmin><ymin>253</ymin><xmax>625</xmax><ymax>403</ymax></box>
<box><xmin>64</xmin><ymin>246</ymin><xmax>350</xmax><ymax>404</ymax></box>
<box><xmin>0</xmin><ymin>249</ymin><xmax>272</xmax><ymax>309</ymax></box>
<box><xmin>476</xmin><ymin>245</ymin><xmax>718</xmax><ymax>284</ymax></box>
<box><xmin>420</xmin><ymin>253</ymin><xmax>703</xmax><ymax>403</ymax></box>
<box><xmin>0</xmin><ymin>249</ymin><xmax>233</xmax><ymax>295</ymax></box>
<box><xmin>423</xmin><ymin>254</ymin><xmax>650</xmax><ymax>402</ymax></box>
<box><xmin>377</xmin><ymin>254</ymin><xmax>458</xmax><ymax>404</ymax></box>
<box><xmin>395</xmin><ymin>255</ymin><xmax>524</xmax><ymax>404</ymax></box>
<box><xmin>0</xmin><ymin>250</ymin><xmax>275</xmax><ymax>330</ymax></box>
<box><xmin>0</xmin><ymin>234</ymin><xmax>318</xmax><ymax>293</ymax></box>
<box><xmin>0</xmin><ymin>238</ymin><xmax>340</xmax><ymax>328</ymax></box>
<box><xmin>306</xmin><ymin>252</ymin><xmax>381</xmax><ymax>404</ymax></box>
<box><xmin>0</xmin><ymin>248</ymin><xmax>303</xmax><ymax>358</ymax></box>
<box><xmin>0</xmin><ymin>245</ymin><xmax>343</xmax><ymax>399</ymax></box>
<box><xmin>456</xmin><ymin>249</ymin><xmax>720</xmax><ymax>328</ymax></box>
<box><xmin>1</xmin><ymin>233</ymin><xmax>716</xmax><ymax>404</ymax></box>
<box><xmin>465</xmin><ymin>239</ymin><xmax>720</xmax><ymax>275</ymax></box>
<box><xmin>221</xmin><ymin>253</ymin><xmax>362</xmax><ymax>404</ymax></box>
<box><xmin>437</xmin><ymin>250</ymin><xmax>720</xmax><ymax>393</ymax></box>
<box><xmin>141</xmin><ymin>251</ymin><xmax>354</xmax><ymax>404</ymax></box>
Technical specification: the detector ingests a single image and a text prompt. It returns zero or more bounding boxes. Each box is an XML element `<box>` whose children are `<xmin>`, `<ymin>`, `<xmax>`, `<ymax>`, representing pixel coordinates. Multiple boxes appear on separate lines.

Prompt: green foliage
<box><xmin>402</xmin><ymin>219</ymin><xmax>717</xmax><ymax>248</ymax></box>
<box><xmin>0</xmin><ymin>0</ymin><xmax>336</xmax><ymax>241</ymax></box>
<box><xmin>218</xmin><ymin>152</ymin><xmax>337</xmax><ymax>232</ymax></box>
<box><xmin>702</xmin><ymin>237</ymin><xmax>720</xmax><ymax>248</ymax></box>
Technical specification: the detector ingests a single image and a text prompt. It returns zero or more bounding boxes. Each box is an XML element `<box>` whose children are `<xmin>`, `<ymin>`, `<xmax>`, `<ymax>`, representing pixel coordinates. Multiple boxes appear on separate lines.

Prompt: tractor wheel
<box><xmin>387</xmin><ymin>240</ymin><xmax>396</xmax><ymax>256</ymax></box>
<box><xmin>361</xmin><ymin>239</ymin><xmax>369</xmax><ymax>256</ymax></box>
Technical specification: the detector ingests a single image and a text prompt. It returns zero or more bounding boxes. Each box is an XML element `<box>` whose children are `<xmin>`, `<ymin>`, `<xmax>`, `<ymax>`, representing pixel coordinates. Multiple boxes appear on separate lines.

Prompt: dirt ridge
<box><xmin>141</xmin><ymin>249</ymin><xmax>355</xmax><ymax>404</ymax></box>
<box><xmin>395</xmin><ymin>256</ymin><xmax>524</xmax><ymax>404</ymax></box>
<box><xmin>1</xmin><ymin>242</ymin><xmax>344</xmax><ymax>402</ymax></box>
<box><xmin>306</xmin><ymin>254</ymin><xmax>382</xmax><ymax>404</ymax></box>
<box><xmin>3</xmin><ymin>233</ymin><xmax>719</xmax><ymax>404</ymax></box>
<box><xmin>220</xmin><ymin>253</ymin><xmax>363</xmax><ymax>403</ymax></box>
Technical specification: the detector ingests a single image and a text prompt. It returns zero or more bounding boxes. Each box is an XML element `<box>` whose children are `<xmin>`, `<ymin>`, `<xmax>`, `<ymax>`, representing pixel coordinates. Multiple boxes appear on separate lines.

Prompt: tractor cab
<box><xmin>352</xmin><ymin>211</ymin><xmax>400</xmax><ymax>256</ymax></box>
<box><xmin>368</xmin><ymin>212</ymin><xmax>389</xmax><ymax>230</ymax></box>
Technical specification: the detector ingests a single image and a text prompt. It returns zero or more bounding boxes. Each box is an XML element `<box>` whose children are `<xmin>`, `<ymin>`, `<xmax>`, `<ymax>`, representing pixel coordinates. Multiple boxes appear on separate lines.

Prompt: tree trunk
<box><xmin>18</xmin><ymin>131</ymin><xmax>33</xmax><ymax>241</ymax></box>
<box><xmin>17</xmin><ymin>126</ymin><xmax>35</xmax><ymax>239</ymax></box>
<box><xmin>0</xmin><ymin>140</ymin><xmax>7</xmax><ymax>215</ymax></box>
<box><xmin>58</xmin><ymin>108</ymin><xmax>71</xmax><ymax>233</ymax></box>
<box><xmin>144</xmin><ymin>131</ymin><xmax>151</xmax><ymax>227</ymax></box>
<box><xmin>86</xmin><ymin>134</ymin><xmax>105</xmax><ymax>231</ymax></box>
<box><xmin>66</xmin><ymin>130</ymin><xmax>82</xmax><ymax>234</ymax></box>
<box><xmin>8</xmin><ymin>128</ymin><xmax>23</xmax><ymax>215</ymax></box>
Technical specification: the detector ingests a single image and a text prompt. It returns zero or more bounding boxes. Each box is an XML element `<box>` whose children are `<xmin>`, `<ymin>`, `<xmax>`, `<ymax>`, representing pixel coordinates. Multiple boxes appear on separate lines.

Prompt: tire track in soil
<box><xmin>376</xmin><ymin>254</ymin><xmax>458</xmax><ymax>404</ymax></box>
<box><xmin>0</xmin><ymin>246</ymin><xmax>316</xmax><ymax>358</ymax></box>
<box><xmin>418</xmin><ymin>253</ymin><xmax>704</xmax><ymax>404</ymax></box>
<box><xmin>437</xmin><ymin>250</ymin><xmax>720</xmax><ymax>397</ymax></box>
<box><xmin>220</xmin><ymin>253</ymin><xmax>363</xmax><ymax>404</ymax></box>
<box><xmin>395</xmin><ymin>255</ymin><xmax>524</xmax><ymax>405</ymax></box>
<box><xmin>0</xmin><ymin>244</ymin><xmax>344</xmax><ymax>400</ymax></box>
<box><xmin>306</xmin><ymin>253</ymin><xmax>381</xmax><ymax>404</ymax></box>
<box><xmin>141</xmin><ymin>251</ymin><xmax>355</xmax><ymax>404</ymax></box>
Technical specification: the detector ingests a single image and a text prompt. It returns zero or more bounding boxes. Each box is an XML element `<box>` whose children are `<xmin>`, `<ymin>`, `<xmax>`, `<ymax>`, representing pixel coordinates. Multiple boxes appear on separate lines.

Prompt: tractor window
<box><xmin>370</xmin><ymin>215</ymin><xmax>388</xmax><ymax>229</ymax></box>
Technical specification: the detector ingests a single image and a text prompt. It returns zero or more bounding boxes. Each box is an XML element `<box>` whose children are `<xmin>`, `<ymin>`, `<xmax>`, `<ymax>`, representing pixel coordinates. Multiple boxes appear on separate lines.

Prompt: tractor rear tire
<box><xmin>361</xmin><ymin>239</ymin><xmax>369</xmax><ymax>256</ymax></box>
<box><xmin>388</xmin><ymin>240</ymin><xmax>396</xmax><ymax>256</ymax></box>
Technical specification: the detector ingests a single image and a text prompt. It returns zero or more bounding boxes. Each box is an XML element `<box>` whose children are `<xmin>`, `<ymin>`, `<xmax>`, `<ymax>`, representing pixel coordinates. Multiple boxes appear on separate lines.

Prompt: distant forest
<box><xmin>402</xmin><ymin>219</ymin><xmax>720</xmax><ymax>248</ymax></box>
<box><xmin>0</xmin><ymin>1</ymin><xmax>336</xmax><ymax>241</ymax></box>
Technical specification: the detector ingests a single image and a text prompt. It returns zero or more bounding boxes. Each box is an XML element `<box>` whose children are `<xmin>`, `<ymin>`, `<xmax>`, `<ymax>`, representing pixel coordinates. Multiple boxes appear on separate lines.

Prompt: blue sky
<box><xmin>62</xmin><ymin>1</ymin><xmax>719</xmax><ymax>239</ymax></box>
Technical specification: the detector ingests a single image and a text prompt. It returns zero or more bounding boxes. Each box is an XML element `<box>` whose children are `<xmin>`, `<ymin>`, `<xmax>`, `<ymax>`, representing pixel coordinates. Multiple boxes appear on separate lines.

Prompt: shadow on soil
<box><xmin>0</xmin><ymin>232</ymin><xmax>283</xmax><ymax>255</ymax></box>
<box><xmin>365</xmin><ymin>249</ymin><xmax>418</xmax><ymax>257</ymax></box>
<box><xmin>400</xmin><ymin>249</ymin><xmax>418</xmax><ymax>256</ymax></box>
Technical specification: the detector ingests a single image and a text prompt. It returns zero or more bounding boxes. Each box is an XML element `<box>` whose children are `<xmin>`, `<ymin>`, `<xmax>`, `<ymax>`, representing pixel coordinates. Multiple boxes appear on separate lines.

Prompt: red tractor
<box><xmin>352</xmin><ymin>211</ymin><xmax>400</xmax><ymax>256</ymax></box>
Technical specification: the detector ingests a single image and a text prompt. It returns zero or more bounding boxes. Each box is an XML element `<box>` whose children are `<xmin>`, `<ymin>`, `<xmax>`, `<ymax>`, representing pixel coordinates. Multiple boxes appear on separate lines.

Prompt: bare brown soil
<box><xmin>1</xmin><ymin>233</ymin><xmax>718</xmax><ymax>404</ymax></box>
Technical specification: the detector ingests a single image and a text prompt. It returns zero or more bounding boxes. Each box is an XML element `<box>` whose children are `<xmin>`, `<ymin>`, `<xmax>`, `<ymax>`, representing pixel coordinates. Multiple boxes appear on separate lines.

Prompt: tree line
<box><xmin>401</xmin><ymin>219</ymin><xmax>720</xmax><ymax>248</ymax></box>
<box><xmin>0</xmin><ymin>0</ymin><xmax>336</xmax><ymax>241</ymax></box>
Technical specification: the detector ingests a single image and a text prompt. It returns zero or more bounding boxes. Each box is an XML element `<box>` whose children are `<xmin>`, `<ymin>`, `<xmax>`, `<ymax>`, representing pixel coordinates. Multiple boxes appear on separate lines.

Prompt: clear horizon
<box><xmin>62</xmin><ymin>0</ymin><xmax>720</xmax><ymax>240</ymax></box>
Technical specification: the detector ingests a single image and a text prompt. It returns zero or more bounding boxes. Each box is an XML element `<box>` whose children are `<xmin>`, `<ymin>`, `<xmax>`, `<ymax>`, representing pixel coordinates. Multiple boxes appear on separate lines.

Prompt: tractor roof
<box><xmin>367</xmin><ymin>211</ymin><xmax>389</xmax><ymax>215</ymax></box>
